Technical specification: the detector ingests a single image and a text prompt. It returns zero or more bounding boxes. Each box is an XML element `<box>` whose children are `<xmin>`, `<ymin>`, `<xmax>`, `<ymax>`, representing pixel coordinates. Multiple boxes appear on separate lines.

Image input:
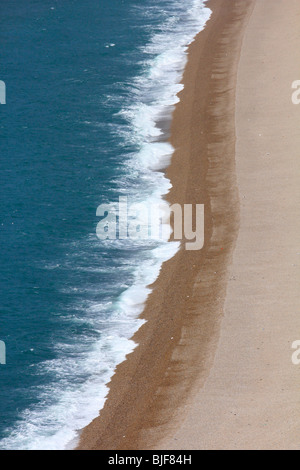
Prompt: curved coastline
<box><xmin>77</xmin><ymin>0</ymin><xmax>256</xmax><ymax>450</ymax></box>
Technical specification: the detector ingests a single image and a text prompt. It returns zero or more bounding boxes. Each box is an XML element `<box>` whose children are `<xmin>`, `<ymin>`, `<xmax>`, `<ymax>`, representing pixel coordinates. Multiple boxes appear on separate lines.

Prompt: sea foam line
<box><xmin>0</xmin><ymin>0</ymin><xmax>211</xmax><ymax>451</ymax></box>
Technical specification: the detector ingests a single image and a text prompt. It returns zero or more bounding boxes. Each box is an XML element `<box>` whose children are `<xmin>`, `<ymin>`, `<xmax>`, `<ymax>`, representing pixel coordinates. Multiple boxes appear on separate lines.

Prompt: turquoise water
<box><xmin>0</xmin><ymin>0</ymin><xmax>210</xmax><ymax>449</ymax></box>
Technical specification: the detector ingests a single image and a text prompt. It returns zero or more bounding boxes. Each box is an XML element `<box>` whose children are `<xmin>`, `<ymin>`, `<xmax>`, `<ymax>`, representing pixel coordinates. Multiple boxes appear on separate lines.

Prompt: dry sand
<box><xmin>158</xmin><ymin>0</ymin><xmax>300</xmax><ymax>451</ymax></box>
<box><xmin>78</xmin><ymin>0</ymin><xmax>300</xmax><ymax>450</ymax></box>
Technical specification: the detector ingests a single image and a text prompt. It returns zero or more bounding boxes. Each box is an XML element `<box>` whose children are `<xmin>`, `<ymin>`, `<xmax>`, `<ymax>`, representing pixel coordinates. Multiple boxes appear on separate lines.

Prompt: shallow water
<box><xmin>0</xmin><ymin>0</ymin><xmax>210</xmax><ymax>450</ymax></box>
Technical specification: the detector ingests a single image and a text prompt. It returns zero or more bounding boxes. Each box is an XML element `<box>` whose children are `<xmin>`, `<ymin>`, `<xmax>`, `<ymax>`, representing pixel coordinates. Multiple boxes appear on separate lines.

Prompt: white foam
<box><xmin>0</xmin><ymin>0</ymin><xmax>211</xmax><ymax>451</ymax></box>
<box><xmin>117</xmin><ymin>240</ymin><xmax>180</xmax><ymax>318</ymax></box>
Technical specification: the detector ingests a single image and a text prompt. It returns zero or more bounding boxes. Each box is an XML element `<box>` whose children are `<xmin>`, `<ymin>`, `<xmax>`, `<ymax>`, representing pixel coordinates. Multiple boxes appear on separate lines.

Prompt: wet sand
<box><xmin>158</xmin><ymin>0</ymin><xmax>300</xmax><ymax>450</ymax></box>
<box><xmin>78</xmin><ymin>0</ymin><xmax>300</xmax><ymax>450</ymax></box>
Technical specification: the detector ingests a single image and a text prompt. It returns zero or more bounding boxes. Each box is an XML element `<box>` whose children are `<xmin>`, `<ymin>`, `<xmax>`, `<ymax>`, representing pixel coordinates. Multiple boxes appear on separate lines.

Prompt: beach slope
<box><xmin>78</xmin><ymin>0</ymin><xmax>300</xmax><ymax>450</ymax></box>
<box><xmin>158</xmin><ymin>0</ymin><xmax>300</xmax><ymax>450</ymax></box>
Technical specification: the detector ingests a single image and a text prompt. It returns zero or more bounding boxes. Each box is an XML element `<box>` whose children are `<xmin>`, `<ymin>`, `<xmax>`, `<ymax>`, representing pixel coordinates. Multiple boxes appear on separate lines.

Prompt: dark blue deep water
<box><xmin>0</xmin><ymin>0</ymin><xmax>209</xmax><ymax>449</ymax></box>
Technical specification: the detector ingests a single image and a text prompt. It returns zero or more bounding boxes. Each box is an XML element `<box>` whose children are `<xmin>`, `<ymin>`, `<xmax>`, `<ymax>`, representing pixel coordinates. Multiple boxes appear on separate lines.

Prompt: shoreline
<box><xmin>77</xmin><ymin>0</ymin><xmax>255</xmax><ymax>450</ymax></box>
<box><xmin>158</xmin><ymin>0</ymin><xmax>300</xmax><ymax>450</ymax></box>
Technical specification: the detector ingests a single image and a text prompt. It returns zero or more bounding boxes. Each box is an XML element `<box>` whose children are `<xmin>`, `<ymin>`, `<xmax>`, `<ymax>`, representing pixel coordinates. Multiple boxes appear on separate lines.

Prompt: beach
<box><xmin>78</xmin><ymin>0</ymin><xmax>300</xmax><ymax>451</ymax></box>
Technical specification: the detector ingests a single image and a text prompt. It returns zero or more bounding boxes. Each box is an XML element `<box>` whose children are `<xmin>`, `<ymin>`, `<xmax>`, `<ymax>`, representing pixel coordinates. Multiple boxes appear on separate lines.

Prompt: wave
<box><xmin>0</xmin><ymin>0</ymin><xmax>211</xmax><ymax>450</ymax></box>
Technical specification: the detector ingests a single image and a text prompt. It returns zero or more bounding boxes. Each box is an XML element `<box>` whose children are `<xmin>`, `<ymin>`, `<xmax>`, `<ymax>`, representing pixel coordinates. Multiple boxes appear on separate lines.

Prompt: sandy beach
<box><xmin>78</xmin><ymin>0</ymin><xmax>300</xmax><ymax>451</ymax></box>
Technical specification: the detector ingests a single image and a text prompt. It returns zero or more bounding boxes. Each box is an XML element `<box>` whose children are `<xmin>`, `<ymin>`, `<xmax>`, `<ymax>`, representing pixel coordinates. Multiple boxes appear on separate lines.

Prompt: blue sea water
<box><xmin>0</xmin><ymin>0</ymin><xmax>210</xmax><ymax>449</ymax></box>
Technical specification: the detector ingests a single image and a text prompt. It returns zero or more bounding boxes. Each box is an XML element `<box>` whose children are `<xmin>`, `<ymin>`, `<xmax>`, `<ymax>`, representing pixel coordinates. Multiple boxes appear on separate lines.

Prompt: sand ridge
<box><xmin>159</xmin><ymin>0</ymin><xmax>300</xmax><ymax>450</ymax></box>
<box><xmin>78</xmin><ymin>0</ymin><xmax>257</xmax><ymax>450</ymax></box>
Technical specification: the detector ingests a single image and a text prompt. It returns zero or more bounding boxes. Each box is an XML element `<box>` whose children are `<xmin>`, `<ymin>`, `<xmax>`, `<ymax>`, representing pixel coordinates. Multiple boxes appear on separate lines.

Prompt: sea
<box><xmin>0</xmin><ymin>0</ymin><xmax>210</xmax><ymax>450</ymax></box>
